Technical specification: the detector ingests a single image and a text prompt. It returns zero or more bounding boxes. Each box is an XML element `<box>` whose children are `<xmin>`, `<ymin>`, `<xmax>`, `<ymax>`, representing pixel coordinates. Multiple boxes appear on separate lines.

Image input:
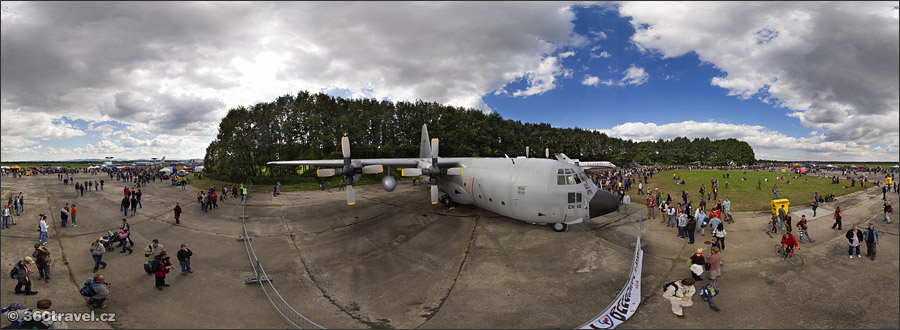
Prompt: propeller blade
<box><xmin>526</xmin><ymin>146</ymin><xmax>530</xmax><ymax>158</ymax></box>
<box><xmin>346</xmin><ymin>184</ymin><xmax>355</xmax><ymax>205</ymax></box>
<box><xmin>431</xmin><ymin>138</ymin><xmax>439</xmax><ymax>159</ymax></box>
<box><xmin>445</xmin><ymin>167</ymin><xmax>463</xmax><ymax>175</ymax></box>
<box><xmin>362</xmin><ymin>165</ymin><xmax>383</xmax><ymax>174</ymax></box>
<box><xmin>431</xmin><ymin>184</ymin><xmax>439</xmax><ymax>205</ymax></box>
<box><xmin>401</xmin><ymin>168</ymin><xmax>422</xmax><ymax>176</ymax></box>
<box><xmin>316</xmin><ymin>169</ymin><xmax>336</xmax><ymax>177</ymax></box>
<box><xmin>341</xmin><ymin>136</ymin><xmax>350</xmax><ymax>158</ymax></box>
<box><xmin>545</xmin><ymin>148</ymin><xmax>549</xmax><ymax>158</ymax></box>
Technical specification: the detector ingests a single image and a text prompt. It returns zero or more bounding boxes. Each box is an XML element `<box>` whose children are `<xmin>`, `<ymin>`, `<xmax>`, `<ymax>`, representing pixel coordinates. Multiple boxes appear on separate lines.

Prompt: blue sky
<box><xmin>2</xmin><ymin>2</ymin><xmax>898</xmax><ymax>162</ymax></box>
<box><xmin>486</xmin><ymin>5</ymin><xmax>819</xmax><ymax>140</ymax></box>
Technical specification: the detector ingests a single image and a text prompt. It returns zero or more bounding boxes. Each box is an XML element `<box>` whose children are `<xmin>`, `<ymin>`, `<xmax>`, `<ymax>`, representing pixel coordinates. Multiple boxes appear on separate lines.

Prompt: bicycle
<box><xmin>775</xmin><ymin>245</ymin><xmax>804</xmax><ymax>265</ymax></box>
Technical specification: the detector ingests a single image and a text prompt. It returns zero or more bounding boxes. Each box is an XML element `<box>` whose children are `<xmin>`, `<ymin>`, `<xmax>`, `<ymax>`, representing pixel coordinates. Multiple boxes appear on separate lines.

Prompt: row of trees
<box><xmin>204</xmin><ymin>91</ymin><xmax>756</xmax><ymax>181</ymax></box>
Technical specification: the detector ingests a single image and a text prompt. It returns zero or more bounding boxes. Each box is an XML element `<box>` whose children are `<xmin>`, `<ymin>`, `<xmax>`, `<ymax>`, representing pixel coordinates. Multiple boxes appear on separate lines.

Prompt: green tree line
<box><xmin>204</xmin><ymin>91</ymin><xmax>756</xmax><ymax>182</ymax></box>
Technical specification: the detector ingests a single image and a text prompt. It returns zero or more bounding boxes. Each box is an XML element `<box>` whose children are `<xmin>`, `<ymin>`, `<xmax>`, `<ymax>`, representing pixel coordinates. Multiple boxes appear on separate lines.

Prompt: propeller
<box><xmin>545</xmin><ymin>148</ymin><xmax>549</xmax><ymax>158</ymax></box>
<box><xmin>315</xmin><ymin>136</ymin><xmax>382</xmax><ymax>205</ymax></box>
<box><xmin>526</xmin><ymin>146</ymin><xmax>530</xmax><ymax>158</ymax></box>
<box><xmin>401</xmin><ymin>138</ymin><xmax>463</xmax><ymax>204</ymax></box>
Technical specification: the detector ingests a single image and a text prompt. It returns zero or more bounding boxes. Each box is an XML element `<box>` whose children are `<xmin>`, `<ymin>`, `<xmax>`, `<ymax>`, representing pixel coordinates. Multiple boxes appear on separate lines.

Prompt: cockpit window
<box><xmin>558</xmin><ymin>168</ymin><xmax>583</xmax><ymax>185</ymax></box>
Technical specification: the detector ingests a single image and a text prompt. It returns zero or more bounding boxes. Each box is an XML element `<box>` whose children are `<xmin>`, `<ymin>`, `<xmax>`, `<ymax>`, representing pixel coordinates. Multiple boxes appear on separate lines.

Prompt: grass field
<box><xmin>641</xmin><ymin>169</ymin><xmax>870</xmax><ymax>213</ymax></box>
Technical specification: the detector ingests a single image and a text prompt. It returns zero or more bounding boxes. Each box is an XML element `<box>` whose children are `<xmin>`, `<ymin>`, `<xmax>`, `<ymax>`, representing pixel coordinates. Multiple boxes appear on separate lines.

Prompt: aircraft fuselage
<box><xmin>434</xmin><ymin>158</ymin><xmax>611</xmax><ymax>225</ymax></box>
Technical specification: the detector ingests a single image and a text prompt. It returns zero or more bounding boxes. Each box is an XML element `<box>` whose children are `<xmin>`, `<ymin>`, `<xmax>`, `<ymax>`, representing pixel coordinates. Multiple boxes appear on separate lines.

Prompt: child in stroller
<box><xmin>99</xmin><ymin>230</ymin><xmax>124</xmax><ymax>252</ymax></box>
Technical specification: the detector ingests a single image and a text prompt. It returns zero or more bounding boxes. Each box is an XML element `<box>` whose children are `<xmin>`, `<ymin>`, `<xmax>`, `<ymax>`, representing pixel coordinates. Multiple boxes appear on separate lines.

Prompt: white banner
<box><xmin>578</xmin><ymin>230</ymin><xmax>643</xmax><ymax>329</ymax></box>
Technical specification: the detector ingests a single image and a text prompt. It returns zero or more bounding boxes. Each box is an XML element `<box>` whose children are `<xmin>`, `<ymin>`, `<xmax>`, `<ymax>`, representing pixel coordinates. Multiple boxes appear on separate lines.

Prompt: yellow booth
<box><xmin>887</xmin><ymin>177</ymin><xmax>893</xmax><ymax>185</ymax></box>
<box><xmin>771</xmin><ymin>199</ymin><xmax>790</xmax><ymax>216</ymax></box>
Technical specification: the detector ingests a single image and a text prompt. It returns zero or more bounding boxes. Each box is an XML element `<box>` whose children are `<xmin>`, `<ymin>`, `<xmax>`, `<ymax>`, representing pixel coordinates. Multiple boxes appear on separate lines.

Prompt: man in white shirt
<box><xmin>39</xmin><ymin>215</ymin><xmax>49</xmax><ymax>244</ymax></box>
<box><xmin>663</xmin><ymin>278</ymin><xmax>696</xmax><ymax>319</ymax></box>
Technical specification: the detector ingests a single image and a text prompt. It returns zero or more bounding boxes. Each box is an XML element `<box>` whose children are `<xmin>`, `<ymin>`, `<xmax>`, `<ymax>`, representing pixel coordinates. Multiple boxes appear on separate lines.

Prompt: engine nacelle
<box><xmin>382</xmin><ymin>175</ymin><xmax>397</xmax><ymax>192</ymax></box>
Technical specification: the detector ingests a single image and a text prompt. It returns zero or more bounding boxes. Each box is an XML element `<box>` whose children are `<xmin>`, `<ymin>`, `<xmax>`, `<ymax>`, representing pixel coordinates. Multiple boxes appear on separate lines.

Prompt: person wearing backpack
<box><xmin>699</xmin><ymin>281</ymin><xmax>720</xmax><ymax>312</ymax></box>
<box><xmin>662</xmin><ymin>278</ymin><xmax>696</xmax><ymax>319</ymax></box>
<box><xmin>32</xmin><ymin>243</ymin><xmax>50</xmax><ymax>283</ymax></box>
<box><xmin>13</xmin><ymin>257</ymin><xmax>38</xmax><ymax>295</ymax></box>
<box><xmin>144</xmin><ymin>239</ymin><xmax>165</xmax><ymax>261</ymax></box>
<box><xmin>85</xmin><ymin>274</ymin><xmax>110</xmax><ymax>308</ymax></box>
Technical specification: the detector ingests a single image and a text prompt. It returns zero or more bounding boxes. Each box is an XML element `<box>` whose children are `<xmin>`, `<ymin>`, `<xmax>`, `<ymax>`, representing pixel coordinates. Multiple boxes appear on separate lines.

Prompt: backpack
<box><xmin>32</xmin><ymin>249</ymin><xmax>50</xmax><ymax>264</ymax></box>
<box><xmin>80</xmin><ymin>278</ymin><xmax>104</xmax><ymax>297</ymax></box>
<box><xmin>704</xmin><ymin>281</ymin><xmax>719</xmax><ymax>297</ymax></box>
<box><xmin>9</xmin><ymin>267</ymin><xmax>17</xmax><ymax>279</ymax></box>
<box><xmin>662</xmin><ymin>281</ymin><xmax>678</xmax><ymax>296</ymax></box>
<box><xmin>144</xmin><ymin>260</ymin><xmax>157</xmax><ymax>274</ymax></box>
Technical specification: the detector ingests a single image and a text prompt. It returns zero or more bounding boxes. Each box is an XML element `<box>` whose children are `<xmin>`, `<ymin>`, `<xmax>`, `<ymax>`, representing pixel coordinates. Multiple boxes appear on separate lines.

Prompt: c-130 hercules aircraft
<box><xmin>268</xmin><ymin>125</ymin><xmax>620</xmax><ymax>232</ymax></box>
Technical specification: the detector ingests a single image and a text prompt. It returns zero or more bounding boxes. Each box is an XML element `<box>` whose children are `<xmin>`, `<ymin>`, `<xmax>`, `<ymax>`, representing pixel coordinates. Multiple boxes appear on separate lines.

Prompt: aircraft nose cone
<box><xmin>589</xmin><ymin>190</ymin><xmax>619</xmax><ymax>218</ymax></box>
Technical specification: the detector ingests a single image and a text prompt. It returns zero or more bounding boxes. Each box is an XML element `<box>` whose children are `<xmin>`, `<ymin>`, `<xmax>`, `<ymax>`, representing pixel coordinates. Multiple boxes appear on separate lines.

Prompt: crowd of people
<box><xmin>657</xmin><ymin>166</ymin><xmax>896</xmax><ymax>320</ymax></box>
<box><xmin>2</xmin><ymin>165</ymin><xmax>217</xmax><ymax>329</ymax></box>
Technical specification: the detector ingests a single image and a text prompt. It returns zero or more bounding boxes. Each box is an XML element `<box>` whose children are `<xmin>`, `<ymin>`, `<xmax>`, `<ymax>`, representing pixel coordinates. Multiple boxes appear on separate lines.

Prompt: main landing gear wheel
<box><xmin>441</xmin><ymin>196</ymin><xmax>455</xmax><ymax>208</ymax></box>
<box><xmin>552</xmin><ymin>223</ymin><xmax>569</xmax><ymax>232</ymax></box>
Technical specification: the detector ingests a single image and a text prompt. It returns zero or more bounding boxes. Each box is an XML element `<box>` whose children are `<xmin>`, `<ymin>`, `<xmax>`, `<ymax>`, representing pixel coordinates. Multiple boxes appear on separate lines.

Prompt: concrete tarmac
<box><xmin>2</xmin><ymin>173</ymin><xmax>898</xmax><ymax>328</ymax></box>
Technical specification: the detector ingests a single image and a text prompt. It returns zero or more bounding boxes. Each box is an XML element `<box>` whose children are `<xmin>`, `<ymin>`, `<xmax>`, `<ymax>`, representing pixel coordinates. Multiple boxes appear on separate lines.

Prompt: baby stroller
<box><xmin>99</xmin><ymin>229</ymin><xmax>124</xmax><ymax>252</ymax></box>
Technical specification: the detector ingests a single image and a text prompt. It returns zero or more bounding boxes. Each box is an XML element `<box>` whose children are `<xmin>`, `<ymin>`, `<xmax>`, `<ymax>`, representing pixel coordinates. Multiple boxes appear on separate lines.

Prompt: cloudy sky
<box><xmin>2</xmin><ymin>1</ymin><xmax>898</xmax><ymax>162</ymax></box>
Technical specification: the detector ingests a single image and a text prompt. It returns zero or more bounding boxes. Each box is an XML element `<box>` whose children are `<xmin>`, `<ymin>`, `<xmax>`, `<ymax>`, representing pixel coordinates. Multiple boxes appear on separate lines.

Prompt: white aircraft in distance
<box><xmin>554</xmin><ymin>153</ymin><xmax>616</xmax><ymax>170</ymax></box>
<box><xmin>135</xmin><ymin>156</ymin><xmax>166</xmax><ymax>166</ymax></box>
<box><xmin>268</xmin><ymin>125</ymin><xmax>620</xmax><ymax>232</ymax></box>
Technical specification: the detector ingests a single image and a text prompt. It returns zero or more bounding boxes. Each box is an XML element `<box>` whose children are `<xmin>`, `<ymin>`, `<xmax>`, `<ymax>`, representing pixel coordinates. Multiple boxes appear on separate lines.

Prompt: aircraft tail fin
<box><xmin>419</xmin><ymin>124</ymin><xmax>431</xmax><ymax>159</ymax></box>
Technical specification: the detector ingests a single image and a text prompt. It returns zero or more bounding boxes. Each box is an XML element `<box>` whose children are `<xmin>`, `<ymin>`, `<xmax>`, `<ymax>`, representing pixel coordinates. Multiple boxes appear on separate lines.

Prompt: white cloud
<box><xmin>597</xmin><ymin>120</ymin><xmax>898</xmax><ymax>161</ymax></box>
<box><xmin>619</xmin><ymin>65</ymin><xmax>649</xmax><ymax>86</ymax></box>
<box><xmin>619</xmin><ymin>1</ymin><xmax>899</xmax><ymax>147</ymax></box>
<box><xmin>590</xmin><ymin>51</ymin><xmax>611</xmax><ymax>59</ymax></box>
<box><xmin>1</xmin><ymin>2</ymin><xmax>592</xmax><ymax>160</ymax></box>
<box><xmin>511</xmin><ymin>55</ymin><xmax>573</xmax><ymax>97</ymax></box>
<box><xmin>582</xmin><ymin>75</ymin><xmax>600</xmax><ymax>86</ymax></box>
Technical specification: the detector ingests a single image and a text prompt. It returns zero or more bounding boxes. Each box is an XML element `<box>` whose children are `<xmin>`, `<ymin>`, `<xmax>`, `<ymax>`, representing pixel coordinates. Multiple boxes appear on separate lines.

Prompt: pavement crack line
<box><xmin>277</xmin><ymin>204</ymin><xmax>368</xmax><ymax>328</ymax></box>
<box><xmin>414</xmin><ymin>216</ymin><xmax>480</xmax><ymax>329</ymax></box>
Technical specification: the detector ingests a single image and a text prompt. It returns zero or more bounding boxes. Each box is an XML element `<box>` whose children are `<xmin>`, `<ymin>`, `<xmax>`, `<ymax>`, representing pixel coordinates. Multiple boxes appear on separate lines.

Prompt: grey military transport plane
<box><xmin>268</xmin><ymin>125</ymin><xmax>619</xmax><ymax>231</ymax></box>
